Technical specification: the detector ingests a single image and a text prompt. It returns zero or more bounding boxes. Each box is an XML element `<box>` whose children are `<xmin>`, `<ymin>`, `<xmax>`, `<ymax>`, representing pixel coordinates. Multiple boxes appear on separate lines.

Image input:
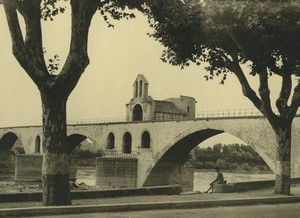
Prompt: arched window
<box><xmin>123</xmin><ymin>132</ymin><xmax>132</xmax><ymax>154</ymax></box>
<box><xmin>141</xmin><ymin>131</ymin><xmax>150</xmax><ymax>148</ymax></box>
<box><xmin>35</xmin><ymin>136</ymin><xmax>41</xmax><ymax>153</ymax></box>
<box><xmin>132</xmin><ymin>104</ymin><xmax>143</xmax><ymax>121</ymax></box>
<box><xmin>106</xmin><ymin>132</ymin><xmax>115</xmax><ymax>149</ymax></box>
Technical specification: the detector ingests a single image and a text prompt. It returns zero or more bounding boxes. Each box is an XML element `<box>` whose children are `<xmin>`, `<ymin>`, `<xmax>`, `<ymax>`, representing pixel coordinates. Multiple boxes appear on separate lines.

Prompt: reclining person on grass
<box><xmin>205</xmin><ymin>167</ymin><xmax>226</xmax><ymax>193</ymax></box>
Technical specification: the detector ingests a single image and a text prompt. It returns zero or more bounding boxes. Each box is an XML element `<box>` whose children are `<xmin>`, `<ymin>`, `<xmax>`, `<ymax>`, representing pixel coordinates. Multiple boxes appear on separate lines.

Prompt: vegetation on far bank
<box><xmin>71</xmin><ymin>149</ymin><xmax>102</xmax><ymax>167</ymax></box>
<box><xmin>73</xmin><ymin>142</ymin><xmax>271</xmax><ymax>173</ymax></box>
<box><xmin>191</xmin><ymin>143</ymin><xmax>271</xmax><ymax>173</ymax></box>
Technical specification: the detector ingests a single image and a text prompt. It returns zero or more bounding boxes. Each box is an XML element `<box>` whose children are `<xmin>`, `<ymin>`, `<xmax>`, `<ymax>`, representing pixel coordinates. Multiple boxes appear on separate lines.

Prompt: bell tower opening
<box><xmin>132</xmin><ymin>74</ymin><xmax>149</xmax><ymax>99</ymax></box>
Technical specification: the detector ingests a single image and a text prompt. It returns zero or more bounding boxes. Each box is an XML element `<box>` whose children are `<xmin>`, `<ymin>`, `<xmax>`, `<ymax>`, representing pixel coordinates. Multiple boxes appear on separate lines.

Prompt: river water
<box><xmin>76</xmin><ymin>168</ymin><xmax>275</xmax><ymax>192</ymax></box>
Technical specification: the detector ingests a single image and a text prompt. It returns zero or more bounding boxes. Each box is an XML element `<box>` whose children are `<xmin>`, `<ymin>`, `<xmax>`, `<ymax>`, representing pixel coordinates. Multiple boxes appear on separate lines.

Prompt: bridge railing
<box><xmin>67</xmin><ymin>117</ymin><xmax>127</xmax><ymax>125</ymax></box>
<box><xmin>196</xmin><ymin>108</ymin><xmax>263</xmax><ymax>118</ymax></box>
<box><xmin>101</xmin><ymin>150</ymin><xmax>138</xmax><ymax>159</ymax></box>
<box><xmin>66</xmin><ymin>108</ymin><xmax>300</xmax><ymax>125</ymax></box>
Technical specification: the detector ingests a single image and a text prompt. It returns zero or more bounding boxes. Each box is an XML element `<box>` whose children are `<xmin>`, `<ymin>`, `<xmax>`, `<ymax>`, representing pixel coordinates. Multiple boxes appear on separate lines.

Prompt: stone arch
<box><xmin>141</xmin><ymin>131</ymin><xmax>150</xmax><ymax>148</ymax></box>
<box><xmin>35</xmin><ymin>135</ymin><xmax>41</xmax><ymax>153</ymax></box>
<box><xmin>132</xmin><ymin>104</ymin><xmax>143</xmax><ymax>121</ymax></box>
<box><xmin>143</xmin><ymin>129</ymin><xmax>223</xmax><ymax>187</ymax></box>
<box><xmin>143</xmin><ymin>124</ymin><xmax>276</xmax><ymax>187</ymax></box>
<box><xmin>123</xmin><ymin>132</ymin><xmax>132</xmax><ymax>154</ymax></box>
<box><xmin>216</xmin><ymin>128</ymin><xmax>275</xmax><ymax>173</ymax></box>
<box><xmin>106</xmin><ymin>132</ymin><xmax>115</xmax><ymax>149</ymax></box>
<box><xmin>201</xmin><ymin>119</ymin><xmax>277</xmax><ymax>173</ymax></box>
<box><xmin>67</xmin><ymin>134</ymin><xmax>87</xmax><ymax>154</ymax></box>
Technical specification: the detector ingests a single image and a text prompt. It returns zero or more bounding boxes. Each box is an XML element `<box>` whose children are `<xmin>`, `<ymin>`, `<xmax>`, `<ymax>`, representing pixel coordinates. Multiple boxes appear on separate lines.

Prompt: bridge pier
<box><xmin>0</xmin><ymin>151</ymin><xmax>15</xmax><ymax>173</ymax></box>
<box><xmin>95</xmin><ymin>157</ymin><xmax>138</xmax><ymax>188</ymax></box>
<box><xmin>95</xmin><ymin>157</ymin><xmax>194</xmax><ymax>191</ymax></box>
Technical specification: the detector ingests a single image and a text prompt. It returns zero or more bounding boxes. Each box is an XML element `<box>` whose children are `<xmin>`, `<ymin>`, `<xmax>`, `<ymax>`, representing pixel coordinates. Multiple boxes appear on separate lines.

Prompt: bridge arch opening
<box><xmin>193</xmin><ymin>133</ymin><xmax>272</xmax><ymax>172</ymax></box>
<box><xmin>106</xmin><ymin>132</ymin><xmax>115</xmax><ymax>149</ymax></box>
<box><xmin>141</xmin><ymin>131</ymin><xmax>150</xmax><ymax>148</ymax></box>
<box><xmin>35</xmin><ymin>136</ymin><xmax>41</xmax><ymax>153</ymax></box>
<box><xmin>195</xmin><ymin>132</ymin><xmax>274</xmax><ymax>172</ymax></box>
<box><xmin>67</xmin><ymin>134</ymin><xmax>88</xmax><ymax>154</ymax></box>
<box><xmin>132</xmin><ymin>104</ymin><xmax>143</xmax><ymax>121</ymax></box>
<box><xmin>0</xmin><ymin>132</ymin><xmax>18</xmax><ymax>152</ymax></box>
<box><xmin>0</xmin><ymin>132</ymin><xmax>19</xmax><ymax>172</ymax></box>
<box><xmin>143</xmin><ymin>129</ymin><xmax>223</xmax><ymax>187</ymax></box>
<box><xmin>123</xmin><ymin>132</ymin><xmax>132</xmax><ymax>154</ymax></box>
<box><xmin>143</xmin><ymin>129</ymin><xmax>274</xmax><ymax>190</ymax></box>
<box><xmin>68</xmin><ymin>134</ymin><xmax>101</xmax><ymax>157</ymax></box>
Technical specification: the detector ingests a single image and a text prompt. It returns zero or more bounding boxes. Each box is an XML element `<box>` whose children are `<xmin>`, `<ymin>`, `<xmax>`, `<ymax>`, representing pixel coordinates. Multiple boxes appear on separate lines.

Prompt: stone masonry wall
<box><xmin>95</xmin><ymin>157</ymin><xmax>138</xmax><ymax>188</ymax></box>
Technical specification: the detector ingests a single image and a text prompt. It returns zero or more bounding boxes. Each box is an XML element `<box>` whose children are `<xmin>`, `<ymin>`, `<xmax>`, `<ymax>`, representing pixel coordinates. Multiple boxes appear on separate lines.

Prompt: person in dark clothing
<box><xmin>205</xmin><ymin>167</ymin><xmax>226</xmax><ymax>193</ymax></box>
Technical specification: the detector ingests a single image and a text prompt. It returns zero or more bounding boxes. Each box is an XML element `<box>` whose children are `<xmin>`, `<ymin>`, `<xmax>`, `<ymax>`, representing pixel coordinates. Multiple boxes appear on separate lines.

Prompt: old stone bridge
<box><xmin>1</xmin><ymin>115</ymin><xmax>300</xmax><ymax>188</ymax></box>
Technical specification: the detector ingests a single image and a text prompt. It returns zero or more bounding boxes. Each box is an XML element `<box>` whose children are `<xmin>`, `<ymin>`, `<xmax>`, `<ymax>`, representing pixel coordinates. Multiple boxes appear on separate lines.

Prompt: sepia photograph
<box><xmin>0</xmin><ymin>0</ymin><xmax>300</xmax><ymax>217</ymax></box>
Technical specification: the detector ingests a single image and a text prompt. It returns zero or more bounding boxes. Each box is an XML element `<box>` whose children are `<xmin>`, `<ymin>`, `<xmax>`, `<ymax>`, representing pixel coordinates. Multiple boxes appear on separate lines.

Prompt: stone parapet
<box><xmin>214</xmin><ymin>178</ymin><xmax>300</xmax><ymax>193</ymax></box>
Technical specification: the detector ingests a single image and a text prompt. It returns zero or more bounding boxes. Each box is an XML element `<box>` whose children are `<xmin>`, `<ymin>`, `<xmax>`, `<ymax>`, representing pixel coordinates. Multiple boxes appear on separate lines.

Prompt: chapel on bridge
<box><xmin>126</xmin><ymin>74</ymin><xmax>197</xmax><ymax>121</ymax></box>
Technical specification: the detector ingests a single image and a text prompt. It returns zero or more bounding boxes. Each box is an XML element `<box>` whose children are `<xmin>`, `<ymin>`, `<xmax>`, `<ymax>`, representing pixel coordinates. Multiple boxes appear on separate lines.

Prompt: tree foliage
<box><xmin>142</xmin><ymin>0</ymin><xmax>300</xmax><ymax>120</ymax></box>
<box><xmin>138</xmin><ymin>0</ymin><xmax>300</xmax><ymax>194</ymax></box>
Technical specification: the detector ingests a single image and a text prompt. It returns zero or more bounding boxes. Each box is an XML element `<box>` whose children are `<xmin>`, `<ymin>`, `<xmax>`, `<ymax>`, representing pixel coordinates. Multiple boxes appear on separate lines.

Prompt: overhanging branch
<box><xmin>15</xmin><ymin>0</ymin><xmax>47</xmax><ymax>72</ymax></box>
<box><xmin>56</xmin><ymin>0</ymin><xmax>99</xmax><ymax>95</ymax></box>
<box><xmin>290</xmin><ymin>81</ymin><xmax>300</xmax><ymax>119</ymax></box>
<box><xmin>2</xmin><ymin>0</ymin><xmax>47</xmax><ymax>85</ymax></box>
<box><xmin>258</xmin><ymin>65</ymin><xmax>274</xmax><ymax>116</ymax></box>
<box><xmin>229</xmin><ymin>54</ymin><xmax>262</xmax><ymax>111</ymax></box>
<box><xmin>276</xmin><ymin>74</ymin><xmax>292</xmax><ymax>116</ymax></box>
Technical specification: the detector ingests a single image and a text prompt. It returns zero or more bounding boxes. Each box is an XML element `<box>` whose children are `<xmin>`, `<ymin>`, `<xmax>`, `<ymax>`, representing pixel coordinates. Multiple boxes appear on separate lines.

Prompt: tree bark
<box><xmin>273</xmin><ymin>124</ymin><xmax>292</xmax><ymax>195</ymax></box>
<box><xmin>229</xmin><ymin>55</ymin><xmax>293</xmax><ymax>195</ymax></box>
<box><xmin>40</xmin><ymin>90</ymin><xmax>70</xmax><ymax>206</ymax></box>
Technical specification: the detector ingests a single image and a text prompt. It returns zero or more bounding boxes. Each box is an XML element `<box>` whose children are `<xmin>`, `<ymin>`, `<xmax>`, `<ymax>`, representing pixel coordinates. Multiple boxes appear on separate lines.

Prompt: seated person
<box><xmin>205</xmin><ymin>166</ymin><xmax>226</xmax><ymax>193</ymax></box>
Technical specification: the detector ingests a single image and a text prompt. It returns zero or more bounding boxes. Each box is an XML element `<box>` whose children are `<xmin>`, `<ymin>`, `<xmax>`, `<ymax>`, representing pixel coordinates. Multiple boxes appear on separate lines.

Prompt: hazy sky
<box><xmin>0</xmin><ymin>4</ymin><xmax>285</xmax><ymax>139</ymax></box>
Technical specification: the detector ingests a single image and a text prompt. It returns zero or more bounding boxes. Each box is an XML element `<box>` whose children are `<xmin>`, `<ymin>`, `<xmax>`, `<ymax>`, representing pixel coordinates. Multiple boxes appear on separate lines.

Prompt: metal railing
<box><xmin>101</xmin><ymin>150</ymin><xmax>138</xmax><ymax>159</ymax></box>
<box><xmin>196</xmin><ymin>108</ymin><xmax>263</xmax><ymax>118</ymax></box>
<box><xmin>67</xmin><ymin>117</ymin><xmax>127</xmax><ymax>125</ymax></box>
<box><xmin>4</xmin><ymin>108</ymin><xmax>300</xmax><ymax>129</ymax></box>
<box><xmin>66</xmin><ymin>108</ymin><xmax>300</xmax><ymax>125</ymax></box>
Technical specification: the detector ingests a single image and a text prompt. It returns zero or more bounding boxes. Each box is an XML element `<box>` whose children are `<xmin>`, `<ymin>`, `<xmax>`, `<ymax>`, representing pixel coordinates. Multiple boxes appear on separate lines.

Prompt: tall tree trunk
<box><xmin>41</xmin><ymin>91</ymin><xmax>70</xmax><ymax>206</ymax></box>
<box><xmin>274</xmin><ymin>125</ymin><xmax>291</xmax><ymax>195</ymax></box>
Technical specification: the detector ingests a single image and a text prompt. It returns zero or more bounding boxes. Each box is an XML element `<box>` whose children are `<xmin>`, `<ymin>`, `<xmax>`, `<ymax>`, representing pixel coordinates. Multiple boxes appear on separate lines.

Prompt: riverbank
<box><xmin>0</xmin><ymin>169</ymin><xmax>275</xmax><ymax>193</ymax></box>
<box><xmin>194</xmin><ymin>168</ymin><xmax>272</xmax><ymax>174</ymax></box>
<box><xmin>0</xmin><ymin>184</ymin><xmax>300</xmax><ymax>217</ymax></box>
<box><xmin>76</xmin><ymin>165</ymin><xmax>272</xmax><ymax>174</ymax></box>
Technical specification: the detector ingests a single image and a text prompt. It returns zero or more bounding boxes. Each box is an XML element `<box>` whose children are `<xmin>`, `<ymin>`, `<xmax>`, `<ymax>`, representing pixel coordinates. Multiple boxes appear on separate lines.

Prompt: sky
<box><xmin>0</xmin><ymin>4</ymin><xmax>287</xmax><ymax>146</ymax></box>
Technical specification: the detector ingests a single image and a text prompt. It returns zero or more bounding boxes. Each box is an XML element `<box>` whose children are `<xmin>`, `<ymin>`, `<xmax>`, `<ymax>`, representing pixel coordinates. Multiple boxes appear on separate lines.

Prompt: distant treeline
<box><xmin>191</xmin><ymin>143</ymin><xmax>271</xmax><ymax>172</ymax></box>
